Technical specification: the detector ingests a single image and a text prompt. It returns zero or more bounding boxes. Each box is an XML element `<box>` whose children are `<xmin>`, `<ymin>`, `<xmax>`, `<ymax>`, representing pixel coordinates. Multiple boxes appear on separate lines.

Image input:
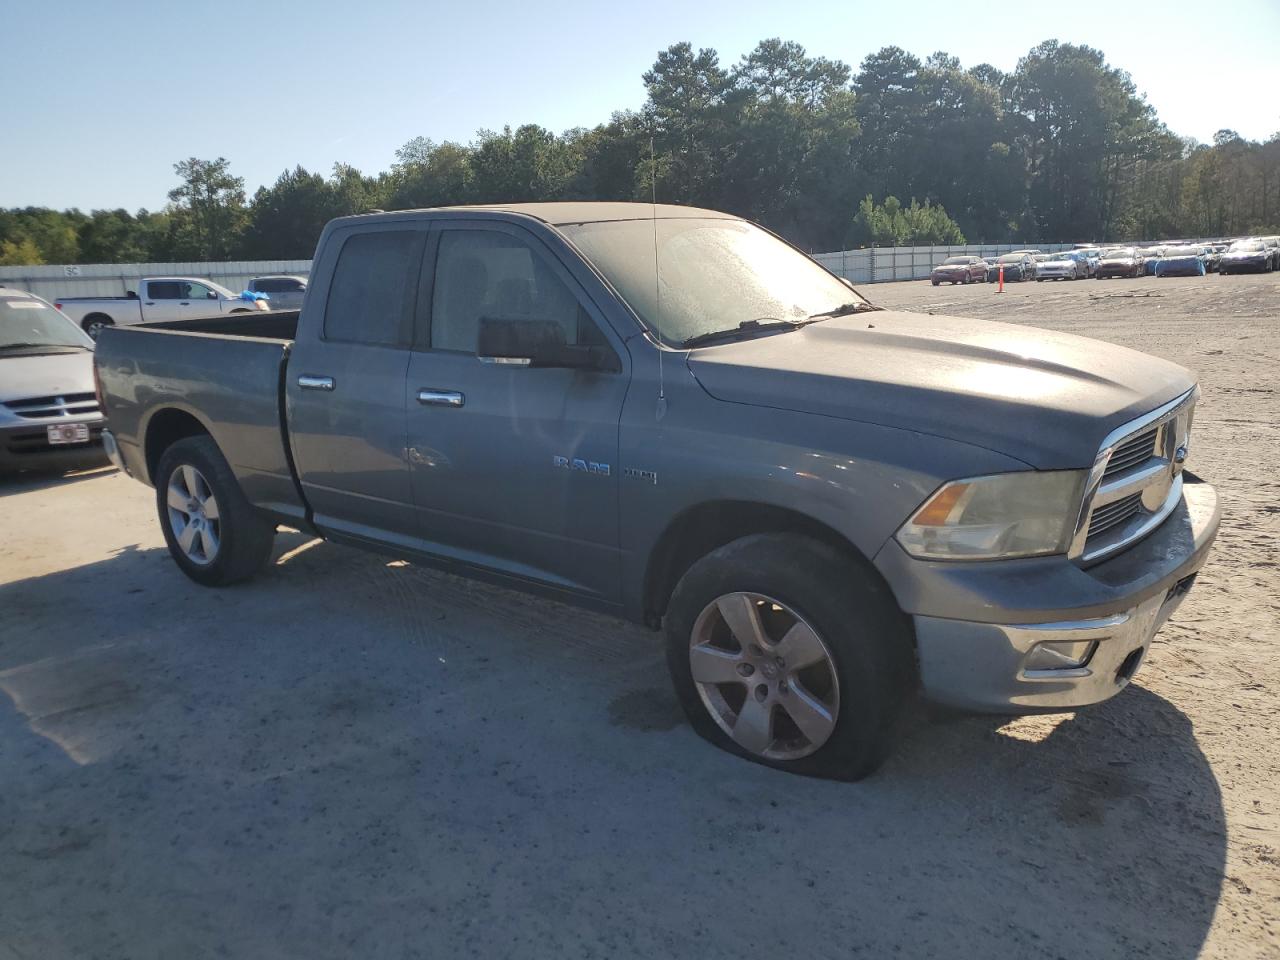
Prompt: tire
<box><xmin>82</xmin><ymin>315</ymin><xmax>113</xmax><ymax>339</ymax></box>
<box><xmin>664</xmin><ymin>533</ymin><xmax>913</xmax><ymax>781</ymax></box>
<box><xmin>154</xmin><ymin>435</ymin><xmax>276</xmax><ymax>587</ymax></box>
<box><xmin>931</xmin><ymin>280</ymin><xmax>939</xmax><ymax>286</ymax></box>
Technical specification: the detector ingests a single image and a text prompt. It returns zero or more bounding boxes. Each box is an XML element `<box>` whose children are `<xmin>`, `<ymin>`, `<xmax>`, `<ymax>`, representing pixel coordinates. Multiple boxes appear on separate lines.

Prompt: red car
<box><xmin>930</xmin><ymin>256</ymin><xmax>987</xmax><ymax>285</ymax></box>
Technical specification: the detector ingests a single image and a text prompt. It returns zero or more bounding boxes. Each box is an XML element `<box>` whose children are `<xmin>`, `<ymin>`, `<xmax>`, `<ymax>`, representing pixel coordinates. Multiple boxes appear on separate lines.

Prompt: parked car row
<box><xmin>929</xmin><ymin>234</ymin><xmax>1280</xmax><ymax>287</ymax></box>
<box><xmin>47</xmin><ymin>274</ymin><xmax>308</xmax><ymax>339</ymax></box>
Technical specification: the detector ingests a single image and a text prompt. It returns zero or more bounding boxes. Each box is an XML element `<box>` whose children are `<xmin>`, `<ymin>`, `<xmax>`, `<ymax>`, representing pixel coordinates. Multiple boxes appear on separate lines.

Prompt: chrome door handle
<box><xmin>417</xmin><ymin>389</ymin><xmax>464</xmax><ymax>407</ymax></box>
<box><xmin>298</xmin><ymin>375</ymin><xmax>335</xmax><ymax>391</ymax></box>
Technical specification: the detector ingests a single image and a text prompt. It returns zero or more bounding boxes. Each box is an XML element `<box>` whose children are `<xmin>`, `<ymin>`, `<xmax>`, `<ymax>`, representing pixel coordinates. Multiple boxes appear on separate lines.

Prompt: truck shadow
<box><xmin>0</xmin><ymin>537</ymin><xmax>1225</xmax><ymax>959</ymax></box>
<box><xmin>0</xmin><ymin>464</ymin><xmax>114</xmax><ymax>498</ymax></box>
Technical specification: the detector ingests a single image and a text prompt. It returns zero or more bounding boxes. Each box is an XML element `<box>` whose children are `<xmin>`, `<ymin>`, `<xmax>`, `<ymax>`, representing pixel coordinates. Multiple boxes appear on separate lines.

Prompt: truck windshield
<box><xmin>559</xmin><ymin>217</ymin><xmax>865</xmax><ymax>347</ymax></box>
<box><xmin>0</xmin><ymin>296</ymin><xmax>93</xmax><ymax>351</ymax></box>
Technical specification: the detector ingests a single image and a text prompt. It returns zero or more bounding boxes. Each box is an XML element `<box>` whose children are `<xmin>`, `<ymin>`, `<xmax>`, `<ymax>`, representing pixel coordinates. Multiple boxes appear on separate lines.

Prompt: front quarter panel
<box><xmin>617</xmin><ymin>352</ymin><xmax>1031</xmax><ymax>619</ymax></box>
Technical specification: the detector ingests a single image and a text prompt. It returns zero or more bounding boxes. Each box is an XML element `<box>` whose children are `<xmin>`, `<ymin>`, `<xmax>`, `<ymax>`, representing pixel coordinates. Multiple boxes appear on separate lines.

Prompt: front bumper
<box><xmin>1097</xmin><ymin>262</ymin><xmax>1136</xmax><ymax>276</ymax></box>
<box><xmin>0</xmin><ymin>418</ymin><xmax>108</xmax><ymax>473</ymax></box>
<box><xmin>876</xmin><ymin>481</ymin><xmax>1220</xmax><ymax>712</ymax></box>
<box><xmin>1157</xmin><ymin>262</ymin><xmax>1205</xmax><ymax>277</ymax></box>
<box><xmin>1220</xmin><ymin>257</ymin><xmax>1267</xmax><ymax>272</ymax></box>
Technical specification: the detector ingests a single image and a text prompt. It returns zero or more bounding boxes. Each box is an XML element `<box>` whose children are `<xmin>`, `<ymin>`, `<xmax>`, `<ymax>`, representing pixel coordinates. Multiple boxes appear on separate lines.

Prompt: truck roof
<box><xmin>341</xmin><ymin>202</ymin><xmax>740</xmax><ymax>227</ymax></box>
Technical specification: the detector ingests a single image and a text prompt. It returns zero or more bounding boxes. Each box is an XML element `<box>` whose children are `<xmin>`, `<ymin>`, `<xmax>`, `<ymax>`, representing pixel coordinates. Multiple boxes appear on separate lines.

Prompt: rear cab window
<box><xmin>323</xmin><ymin>231</ymin><xmax>420</xmax><ymax>345</ymax></box>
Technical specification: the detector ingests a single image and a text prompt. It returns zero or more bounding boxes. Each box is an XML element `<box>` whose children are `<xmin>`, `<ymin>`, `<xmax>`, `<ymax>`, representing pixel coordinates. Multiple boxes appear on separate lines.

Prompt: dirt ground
<box><xmin>1</xmin><ymin>271</ymin><xmax>1277</xmax><ymax>959</ymax></box>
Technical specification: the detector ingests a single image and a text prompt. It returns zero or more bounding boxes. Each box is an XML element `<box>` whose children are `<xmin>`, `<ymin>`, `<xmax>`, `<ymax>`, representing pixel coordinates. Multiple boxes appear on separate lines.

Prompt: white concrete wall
<box><xmin>0</xmin><ymin>242</ymin><xmax>1085</xmax><ymax>302</ymax></box>
<box><xmin>812</xmin><ymin>243</ymin><xmax>1077</xmax><ymax>284</ymax></box>
<box><xmin>0</xmin><ymin>260</ymin><xmax>313</xmax><ymax>301</ymax></box>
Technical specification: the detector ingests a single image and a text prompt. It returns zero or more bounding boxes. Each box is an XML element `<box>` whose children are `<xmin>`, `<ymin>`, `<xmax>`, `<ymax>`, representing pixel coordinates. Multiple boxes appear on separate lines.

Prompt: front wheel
<box><xmin>155</xmin><ymin>435</ymin><xmax>276</xmax><ymax>586</ymax></box>
<box><xmin>664</xmin><ymin>533</ymin><xmax>913</xmax><ymax>780</ymax></box>
<box><xmin>82</xmin><ymin>315</ymin><xmax>113</xmax><ymax>339</ymax></box>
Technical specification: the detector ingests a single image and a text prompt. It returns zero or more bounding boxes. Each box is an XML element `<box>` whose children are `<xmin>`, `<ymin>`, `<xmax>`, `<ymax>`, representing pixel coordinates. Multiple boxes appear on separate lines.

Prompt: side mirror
<box><xmin>839</xmin><ymin>276</ymin><xmax>856</xmax><ymax>291</ymax></box>
<box><xmin>477</xmin><ymin>318</ymin><xmax>619</xmax><ymax>372</ymax></box>
<box><xmin>207</xmin><ymin>291</ymin><xmax>218</xmax><ymax>300</ymax></box>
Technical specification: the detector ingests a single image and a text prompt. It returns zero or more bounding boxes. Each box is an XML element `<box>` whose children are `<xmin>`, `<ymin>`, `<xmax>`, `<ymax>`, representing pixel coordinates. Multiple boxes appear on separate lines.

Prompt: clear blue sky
<box><xmin>4</xmin><ymin>0</ymin><xmax>1278</xmax><ymax>211</ymax></box>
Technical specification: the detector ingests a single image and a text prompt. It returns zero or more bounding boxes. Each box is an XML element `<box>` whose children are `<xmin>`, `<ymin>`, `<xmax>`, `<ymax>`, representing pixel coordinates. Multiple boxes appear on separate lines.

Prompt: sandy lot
<box><xmin>1</xmin><ymin>272</ymin><xmax>1277</xmax><ymax>959</ymax></box>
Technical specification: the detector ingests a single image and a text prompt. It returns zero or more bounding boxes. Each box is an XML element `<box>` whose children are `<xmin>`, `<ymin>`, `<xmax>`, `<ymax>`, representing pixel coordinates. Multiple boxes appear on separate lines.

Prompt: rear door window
<box><xmin>324</xmin><ymin>231</ymin><xmax>419</xmax><ymax>345</ymax></box>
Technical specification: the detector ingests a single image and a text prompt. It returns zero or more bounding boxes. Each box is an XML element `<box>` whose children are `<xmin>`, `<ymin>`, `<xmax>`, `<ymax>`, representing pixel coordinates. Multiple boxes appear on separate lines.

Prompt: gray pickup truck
<box><xmin>95</xmin><ymin>203</ymin><xmax>1220</xmax><ymax>779</ymax></box>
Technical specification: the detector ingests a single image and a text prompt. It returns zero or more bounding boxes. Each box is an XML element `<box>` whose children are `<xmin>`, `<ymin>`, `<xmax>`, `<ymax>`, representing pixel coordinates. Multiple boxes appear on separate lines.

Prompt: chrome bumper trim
<box><xmin>914</xmin><ymin>574</ymin><xmax>1199</xmax><ymax>712</ymax></box>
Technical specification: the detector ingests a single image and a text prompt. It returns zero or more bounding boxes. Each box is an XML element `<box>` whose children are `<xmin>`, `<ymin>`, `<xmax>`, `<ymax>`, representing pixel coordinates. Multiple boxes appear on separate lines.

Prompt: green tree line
<box><xmin>2</xmin><ymin>38</ymin><xmax>1277</xmax><ymax>267</ymax></box>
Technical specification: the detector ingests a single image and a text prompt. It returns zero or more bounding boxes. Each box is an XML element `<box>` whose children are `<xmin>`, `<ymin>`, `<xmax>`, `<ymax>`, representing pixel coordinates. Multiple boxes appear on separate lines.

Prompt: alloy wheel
<box><xmin>689</xmin><ymin>592</ymin><xmax>841</xmax><ymax>760</ymax></box>
<box><xmin>166</xmin><ymin>464</ymin><xmax>221</xmax><ymax>565</ymax></box>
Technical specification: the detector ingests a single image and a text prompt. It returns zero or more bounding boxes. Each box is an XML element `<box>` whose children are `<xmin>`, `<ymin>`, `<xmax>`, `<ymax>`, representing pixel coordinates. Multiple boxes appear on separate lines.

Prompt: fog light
<box><xmin>1025</xmin><ymin>639</ymin><xmax>1097</xmax><ymax>671</ymax></box>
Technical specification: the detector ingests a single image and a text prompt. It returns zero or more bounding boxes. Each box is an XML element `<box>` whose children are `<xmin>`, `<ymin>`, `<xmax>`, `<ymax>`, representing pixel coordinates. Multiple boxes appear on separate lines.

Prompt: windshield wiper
<box><xmin>680</xmin><ymin>318</ymin><xmax>805</xmax><ymax>349</ymax></box>
<box><xmin>806</xmin><ymin>301</ymin><xmax>880</xmax><ymax>320</ymax></box>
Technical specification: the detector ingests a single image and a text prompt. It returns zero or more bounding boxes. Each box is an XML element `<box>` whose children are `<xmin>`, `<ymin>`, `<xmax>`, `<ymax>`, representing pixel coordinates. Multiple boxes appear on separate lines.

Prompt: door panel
<box><xmin>405</xmin><ymin>223</ymin><xmax>628</xmax><ymax>601</ymax></box>
<box><xmin>141</xmin><ymin>280</ymin><xmax>184</xmax><ymax>322</ymax></box>
<box><xmin>286</xmin><ymin>226</ymin><xmax>425</xmax><ymax>542</ymax></box>
<box><xmin>177</xmin><ymin>281</ymin><xmax>219</xmax><ymax>321</ymax></box>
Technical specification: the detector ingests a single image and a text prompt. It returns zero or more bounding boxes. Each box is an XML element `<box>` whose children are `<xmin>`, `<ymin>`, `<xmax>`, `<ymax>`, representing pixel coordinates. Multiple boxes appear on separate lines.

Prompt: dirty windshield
<box><xmin>0</xmin><ymin>295</ymin><xmax>93</xmax><ymax>351</ymax></box>
<box><xmin>560</xmin><ymin>217</ymin><xmax>866</xmax><ymax>346</ymax></box>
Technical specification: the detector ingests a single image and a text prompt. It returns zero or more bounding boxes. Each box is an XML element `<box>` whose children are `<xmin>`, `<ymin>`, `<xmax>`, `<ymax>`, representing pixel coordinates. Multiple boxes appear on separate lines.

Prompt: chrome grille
<box><xmin>3</xmin><ymin>392</ymin><xmax>99</xmax><ymax>420</ymax></box>
<box><xmin>1087</xmin><ymin>493</ymin><xmax>1142</xmax><ymax>537</ymax></box>
<box><xmin>1071</xmin><ymin>389</ymin><xmax>1198</xmax><ymax>565</ymax></box>
<box><xmin>1102</xmin><ymin>427</ymin><xmax>1158</xmax><ymax>479</ymax></box>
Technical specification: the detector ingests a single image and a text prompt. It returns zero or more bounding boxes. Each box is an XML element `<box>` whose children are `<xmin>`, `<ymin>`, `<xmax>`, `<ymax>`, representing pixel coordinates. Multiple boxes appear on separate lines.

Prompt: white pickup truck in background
<box><xmin>55</xmin><ymin>277</ymin><xmax>269</xmax><ymax>338</ymax></box>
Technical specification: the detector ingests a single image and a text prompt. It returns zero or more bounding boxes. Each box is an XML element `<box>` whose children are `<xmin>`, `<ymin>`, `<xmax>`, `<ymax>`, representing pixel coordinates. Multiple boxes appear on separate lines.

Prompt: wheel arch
<box><xmin>640</xmin><ymin>500</ymin><xmax>899</xmax><ymax>628</ymax></box>
<box><xmin>143</xmin><ymin>406</ymin><xmax>215</xmax><ymax>485</ymax></box>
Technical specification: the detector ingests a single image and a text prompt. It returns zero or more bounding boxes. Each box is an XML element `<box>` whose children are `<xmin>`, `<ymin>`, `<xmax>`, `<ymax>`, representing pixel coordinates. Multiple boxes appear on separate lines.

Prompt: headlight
<box><xmin>896</xmin><ymin>471</ymin><xmax>1086</xmax><ymax>561</ymax></box>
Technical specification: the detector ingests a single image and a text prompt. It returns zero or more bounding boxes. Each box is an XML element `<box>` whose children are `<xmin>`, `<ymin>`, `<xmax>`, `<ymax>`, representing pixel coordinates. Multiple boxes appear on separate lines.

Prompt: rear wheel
<box><xmin>155</xmin><ymin>436</ymin><xmax>276</xmax><ymax>586</ymax></box>
<box><xmin>664</xmin><ymin>533</ymin><xmax>913</xmax><ymax>780</ymax></box>
<box><xmin>82</xmin><ymin>315</ymin><xmax>113</xmax><ymax>339</ymax></box>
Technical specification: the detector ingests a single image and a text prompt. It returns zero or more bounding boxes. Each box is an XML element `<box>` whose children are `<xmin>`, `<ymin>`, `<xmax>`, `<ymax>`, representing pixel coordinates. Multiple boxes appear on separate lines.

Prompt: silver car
<box><xmin>0</xmin><ymin>288</ymin><xmax>107</xmax><ymax>473</ymax></box>
<box><xmin>248</xmin><ymin>275</ymin><xmax>308</xmax><ymax>311</ymax></box>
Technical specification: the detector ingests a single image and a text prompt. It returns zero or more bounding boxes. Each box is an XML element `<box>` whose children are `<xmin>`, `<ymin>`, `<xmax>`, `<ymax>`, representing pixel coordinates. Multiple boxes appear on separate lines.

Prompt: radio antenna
<box><xmin>651</xmin><ymin>136</ymin><xmax>667</xmax><ymax>420</ymax></box>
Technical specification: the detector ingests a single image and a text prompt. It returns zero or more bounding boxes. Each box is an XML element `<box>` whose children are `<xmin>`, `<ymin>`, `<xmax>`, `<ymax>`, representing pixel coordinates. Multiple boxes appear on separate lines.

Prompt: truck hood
<box><xmin>685</xmin><ymin>311</ymin><xmax>1195</xmax><ymax>469</ymax></box>
<box><xmin>0</xmin><ymin>350</ymin><xmax>95</xmax><ymax>404</ymax></box>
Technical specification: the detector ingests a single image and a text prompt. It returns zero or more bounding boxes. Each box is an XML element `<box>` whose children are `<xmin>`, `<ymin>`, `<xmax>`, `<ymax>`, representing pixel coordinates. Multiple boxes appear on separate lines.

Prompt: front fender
<box><xmin>617</xmin><ymin>379</ymin><xmax>1031</xmax><ymax>620</ymax></box>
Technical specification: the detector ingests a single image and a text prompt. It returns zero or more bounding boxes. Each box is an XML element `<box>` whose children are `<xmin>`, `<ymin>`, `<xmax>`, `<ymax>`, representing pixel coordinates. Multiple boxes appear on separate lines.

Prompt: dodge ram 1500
<box><xmin>95</xmin><ymin>203</ymin><xmax>1220</xmax><ymax>779</ymax></box>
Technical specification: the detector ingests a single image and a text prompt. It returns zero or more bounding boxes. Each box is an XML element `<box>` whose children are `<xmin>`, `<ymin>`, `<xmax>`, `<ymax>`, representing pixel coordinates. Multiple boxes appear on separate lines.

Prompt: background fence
<box><xmin>812</xmin><ymin>242</ymin><xmax>1076</xmax><ymax>284</ymax></box>
<box><xmin>0</xmin><ymin>242</ymin><xmax>1083</xmax><ymax>302</ymax></box>
<box><xmin>0</xmin><ymin>260</ymin><xmax>313</xmax><ymax>301</ymax></box>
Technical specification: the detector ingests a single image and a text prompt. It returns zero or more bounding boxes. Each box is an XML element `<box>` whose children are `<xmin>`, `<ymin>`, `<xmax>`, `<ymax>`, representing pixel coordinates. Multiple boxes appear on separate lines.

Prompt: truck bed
<box><xmin>94</xmin><ymin>311</ymin><xmax>308</xmax><ymax>525</ymax></box>
<box><xmin>140</xmin><ymin>310</ymin><xmax>300</xmax><ymax>340</ymax></box>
